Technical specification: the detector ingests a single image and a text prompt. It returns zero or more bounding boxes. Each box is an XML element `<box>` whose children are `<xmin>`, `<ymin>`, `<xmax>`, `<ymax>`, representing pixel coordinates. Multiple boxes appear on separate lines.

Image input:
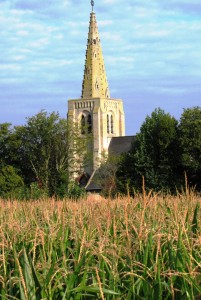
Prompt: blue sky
<box><xmin>0</xmin><ymin>0</ymin><xmax>201</xmax><ymax>135</ymax></box>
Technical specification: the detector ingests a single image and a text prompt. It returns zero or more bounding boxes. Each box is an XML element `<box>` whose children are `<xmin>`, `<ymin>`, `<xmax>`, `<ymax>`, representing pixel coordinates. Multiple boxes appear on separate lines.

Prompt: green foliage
<box><xmin>116</xmin><ymin>151</ymin><xmax>139</xmax><ymax>195</ymax></box>
<box><xmin>52</xmin><ymin>171</ymin><xmax>69</xmax><ymax>198</ymax></box>
<box><xmin>1</xmin><ymin>106</ymin><xmax>201</xmax><ymax>198</ymax></box>
<box><xmin>0</xmin><ymin>123</ymin><xmax>12</xmax><ymax>167</ymax></box>
<box><xmin>117</xmin><ymin>108</ymin><xmax>182</xmax><ymax>193</ymax></box>
<box><xmin>20</xmin><ymin>111</ymin><xmax>68</xmax><ymax>193</ymax></box>
<box><xmin>67</xmin><ymin>181</ymin><xmax>86</xmax><ymax>200</ymax></box>
<box><xmin>0</xmin><ymin>123</ymin><xmax>22</xmax><ymax>170</ymax></box>
<box><xmin>29</xmin><ymin>182</ymin><xmax>48</xmax><ymax>200</ymax></box>
<box><xmin>179</xmin><ymin>107</ymin><xmax>201</xmax><ymax>189</ymax></box>
<box><xmin>0</xmin><ymin>111</ymin><xmax>90</xmax><ymax>199</ymax></box>
<box><xmin>0</xmin><ymin>165</ymin><xmax>24</xmax><ymax>198</ymax></box>
<box><xmin>95</xmin><ymin>153</ymin><xmax>120</xmax><ymax>197</ymax></box>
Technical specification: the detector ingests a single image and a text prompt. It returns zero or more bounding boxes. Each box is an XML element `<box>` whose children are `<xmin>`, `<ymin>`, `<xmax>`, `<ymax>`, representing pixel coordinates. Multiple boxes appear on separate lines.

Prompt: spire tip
<box><xmin>91</xmin><ymin>0</ymin><xmax>94</xmax><ymax>11</ymax></box>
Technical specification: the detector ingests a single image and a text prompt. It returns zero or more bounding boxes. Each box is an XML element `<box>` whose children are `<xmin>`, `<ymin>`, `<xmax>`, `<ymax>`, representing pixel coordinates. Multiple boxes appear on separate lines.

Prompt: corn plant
<box><xmin>0</xmin><ymin>193</ymin><xmax>200</xmax><ymax>299</ymax></box>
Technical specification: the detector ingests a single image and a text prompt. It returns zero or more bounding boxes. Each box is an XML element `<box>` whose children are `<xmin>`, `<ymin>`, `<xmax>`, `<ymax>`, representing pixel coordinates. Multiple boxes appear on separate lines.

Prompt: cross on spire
<box><xmin>91</xmin><ymin>0</ymin><xmax>94</xmax><ymax>11</ymax></box>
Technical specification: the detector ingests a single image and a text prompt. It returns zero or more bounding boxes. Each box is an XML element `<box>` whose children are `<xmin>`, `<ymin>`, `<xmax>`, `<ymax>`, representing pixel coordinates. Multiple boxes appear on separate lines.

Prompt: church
<box><xmin>68</xmin><ymin>1</ymin><xmax>134</xmax><ymax>192</ymax></box>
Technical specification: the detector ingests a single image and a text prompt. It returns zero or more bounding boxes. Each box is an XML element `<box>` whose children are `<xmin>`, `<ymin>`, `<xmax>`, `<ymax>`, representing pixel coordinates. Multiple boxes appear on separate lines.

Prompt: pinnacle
<box><xmin>81</xmin><ymin>8</ymin><xmax>110</xmax><ymax>99</ymax></box>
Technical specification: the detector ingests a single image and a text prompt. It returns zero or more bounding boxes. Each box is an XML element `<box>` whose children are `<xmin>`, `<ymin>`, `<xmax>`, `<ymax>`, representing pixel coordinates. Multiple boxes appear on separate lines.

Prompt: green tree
<box><xmin>0</xmin><ymin>112</ymin><xmax>92</xmax><ymax>198</ymax></box>
<box><xmin>0</xmin><ymin>123</ymin><xmax>21</xmax><ymax>168</ymax></box>
<box><xmin>0</xmin><ymin>165</ymin><xmax>24</xmax><ymax>198</ymax></box>
<box><xmin>17</xmin><ymin>111</ymin><xmax>90</xmax><ymax>197</ymax></box>
<box><xmin>117</xmin><ymin>108</ymin><xmax>181</xmax><ymax>193</ymax></box>
<box><xmin>116</xmin><ymin>149</ymin><xmax>139</xmax><ymax>195</ymax></box>
<box><xmin>179</xmin><ymin>107</ymin><xmax>201</xmax><ymax>189</ymax></box>
<box><xmin>0</xmin><ymin>123</ymin><xmax>11</xmax><ymax>165</ymax></box>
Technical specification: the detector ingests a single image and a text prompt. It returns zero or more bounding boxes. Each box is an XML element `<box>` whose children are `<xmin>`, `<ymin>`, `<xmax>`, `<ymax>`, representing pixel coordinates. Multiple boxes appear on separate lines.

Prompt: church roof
<box><xmin>108</xmin><ymin>136</ymin><xmax>135</xmax><ymax>156</ymax></box>
<box><xmin>85</xmin><ymin>169</ymin><xmax>102</xmax><ymax>192</ymax></box>
<box><xmin>86</xmin><ymin>136</ymin><xmax>135</xmax><ymax>192</ymax></box>
<box><xmin>81</xmin><ymin>6</ymin><xmax>110</xmax><ymax>99</ymax></box>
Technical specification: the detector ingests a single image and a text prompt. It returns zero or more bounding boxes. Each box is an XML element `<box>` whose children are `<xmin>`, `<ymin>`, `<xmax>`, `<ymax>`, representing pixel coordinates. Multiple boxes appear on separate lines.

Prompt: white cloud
<box><xmin>98</xmin><ymin>20</ymin><xmax>113</xmax><ymax>26</ymax></box>
<box><xmin>63</xmin><ymin>0</ymin><xmax>70</xmax><ymax>7</ymax></box>
<box><xmin>103</xmin><ymin>0</ymin><xmax>120</xmax><ymax>3</ymax></box>
<box><xmin>28</xmin><ymin>38</ymin><xmax>49</xmax><ymax>48</ymax></box>
<box><xmin>0</xmin><ymin>0</ymin><xmax>200</xmax><ymax>134</ymax></box>
<box><xmin>16</xmin><ymin>30</ymin><xmax>29</xmax><ymax>36</ymax></box>
<box><xmin>11</xmin><ymin>55</ymin><xmax>26</xmax><ymax>61</ymax></box>
<box><xmin>101</xmin><ymin>32</ymin><xmax>121</xmax><ymax>41</ymax></box>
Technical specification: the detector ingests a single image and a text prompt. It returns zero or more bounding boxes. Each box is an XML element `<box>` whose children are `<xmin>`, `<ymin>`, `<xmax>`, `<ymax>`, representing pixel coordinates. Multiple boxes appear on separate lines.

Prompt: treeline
<box><xmin>118</xmin><ymin>106</ymin><xmax>201</xmax><ymax>194</ymax></box>
<box><xmin>99</xmin><ymin>107</ymin><xmax>201</xmax><ymax>195</ymax></box>
<box><xmin>0</xmin><ymin>111</ymin><xmax>90</xmax><ymax>199</ymax></box>
<box><xmin>0</xmin><ymin>107</ymin><xmax>200</xmax><ymax>199</ymax></box>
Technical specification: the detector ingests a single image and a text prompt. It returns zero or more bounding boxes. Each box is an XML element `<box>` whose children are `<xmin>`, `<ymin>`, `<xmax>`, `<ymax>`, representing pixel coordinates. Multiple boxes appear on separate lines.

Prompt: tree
<box><xmin>0</xmin><ymin>123</ymin><xmax>11</xmax><ymax>168</ymax></box>
<box><xmin>16</xmin><ymin>111</ymin><xmax>90</xmax><ymax>197</ymax></box>
<box><xmin>116</xmin><ymin>149</ymin><xmax>139</xmax><ymax>195</ymax></box>
<box><xmin>179</xmin><ymin>107</ymin><xmax>201</xmax><ymax>189</ymax></box>
<box><xmin>0</xmin><ymin>123</ymin><xmax>21</xmax><ymax>169</ymax></box>
<box><xmin>0</xmin><ymin>111</ymin><xmax>92</xmax><ymax>198</ymax></box>
<box><xmin>0</xmin><ymin>165</ymin><xmax>24</xmax><ymax>198</ymax></box>
<box><xmin>117</xmin><ymin>108</ymin><xmax>181</xmax><ymax>193</ymax></box>
<box><xmin>95</xmin><ymin>153</ymin><xmax>120</xmax><ymax>197</ymax></box>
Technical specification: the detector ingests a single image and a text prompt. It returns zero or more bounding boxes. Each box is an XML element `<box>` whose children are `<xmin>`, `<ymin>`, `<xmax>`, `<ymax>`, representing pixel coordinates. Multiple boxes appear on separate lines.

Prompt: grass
<box><xmin>0</xmin><ymin>191</ymin><xmax>200</xmax><ymax>299</ymax></box>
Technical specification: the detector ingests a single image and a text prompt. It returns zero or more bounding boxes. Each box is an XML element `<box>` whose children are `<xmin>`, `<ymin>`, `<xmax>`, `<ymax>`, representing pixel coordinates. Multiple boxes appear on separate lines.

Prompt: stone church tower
<box><xmin>68</xmin><ymin>1</ymin><xmax>125</xmax><ymax>176</ymax></box>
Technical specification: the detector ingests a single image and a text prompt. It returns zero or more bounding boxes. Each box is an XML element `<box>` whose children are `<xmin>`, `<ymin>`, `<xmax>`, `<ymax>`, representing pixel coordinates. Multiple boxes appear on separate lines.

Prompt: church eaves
<box><xmin>81</xmin><ymin>6</ymin><xmax>110</xmax><ymax>99</ymax></box>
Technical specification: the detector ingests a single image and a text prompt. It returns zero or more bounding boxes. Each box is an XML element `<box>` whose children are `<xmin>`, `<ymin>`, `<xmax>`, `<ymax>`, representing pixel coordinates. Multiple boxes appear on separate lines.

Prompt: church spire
<box><xmin>81</xmin><ymin>3</ymin><xmax>110</xmax><ymax>99</ymax></box>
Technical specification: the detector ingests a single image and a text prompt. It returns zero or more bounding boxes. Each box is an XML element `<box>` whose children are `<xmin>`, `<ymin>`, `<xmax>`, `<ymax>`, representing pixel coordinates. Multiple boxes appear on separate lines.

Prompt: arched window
<box><xmin>107</xmin><ymin>114</ymin><xmax>110</xmax><ymax>134</ymax></box>
<box><xmin>87</xmin><ymin>114</ymin><xmax>92</xmax><ymax>133</ymax></box>
<box><xmin>81</xmin><ymin>114</ymin><xmax>86</xmax><ymax>134</ymax></box>
<box><xmin>111</xmin><ymin>115</ymin><xmax>114</xmax><ymax>134</ymax></box>
<box><xmin>107</xmin><ymin>113</ymin><xmax>114</xmax><ymax>134</ymax></box>
<box><xmin>80</xmin><ymin>112</ymin><xmax>93</xmax><ymax>135</ymax></box>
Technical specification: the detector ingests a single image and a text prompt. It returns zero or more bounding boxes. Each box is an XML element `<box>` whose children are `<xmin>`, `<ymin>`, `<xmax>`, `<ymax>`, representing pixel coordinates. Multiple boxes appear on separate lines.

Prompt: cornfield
<box><xmin>0</xmin><ymin>192</ymin><xmax>200</xmax><ymax>299</ymax></box>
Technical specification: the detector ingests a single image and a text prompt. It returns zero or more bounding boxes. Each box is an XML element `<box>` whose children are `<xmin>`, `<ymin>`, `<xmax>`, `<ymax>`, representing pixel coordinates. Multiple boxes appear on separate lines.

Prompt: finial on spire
<box><xmin>91</xmin><ymin>0</ymin><xmax>94</xmax><ymax>11</ymax></box>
